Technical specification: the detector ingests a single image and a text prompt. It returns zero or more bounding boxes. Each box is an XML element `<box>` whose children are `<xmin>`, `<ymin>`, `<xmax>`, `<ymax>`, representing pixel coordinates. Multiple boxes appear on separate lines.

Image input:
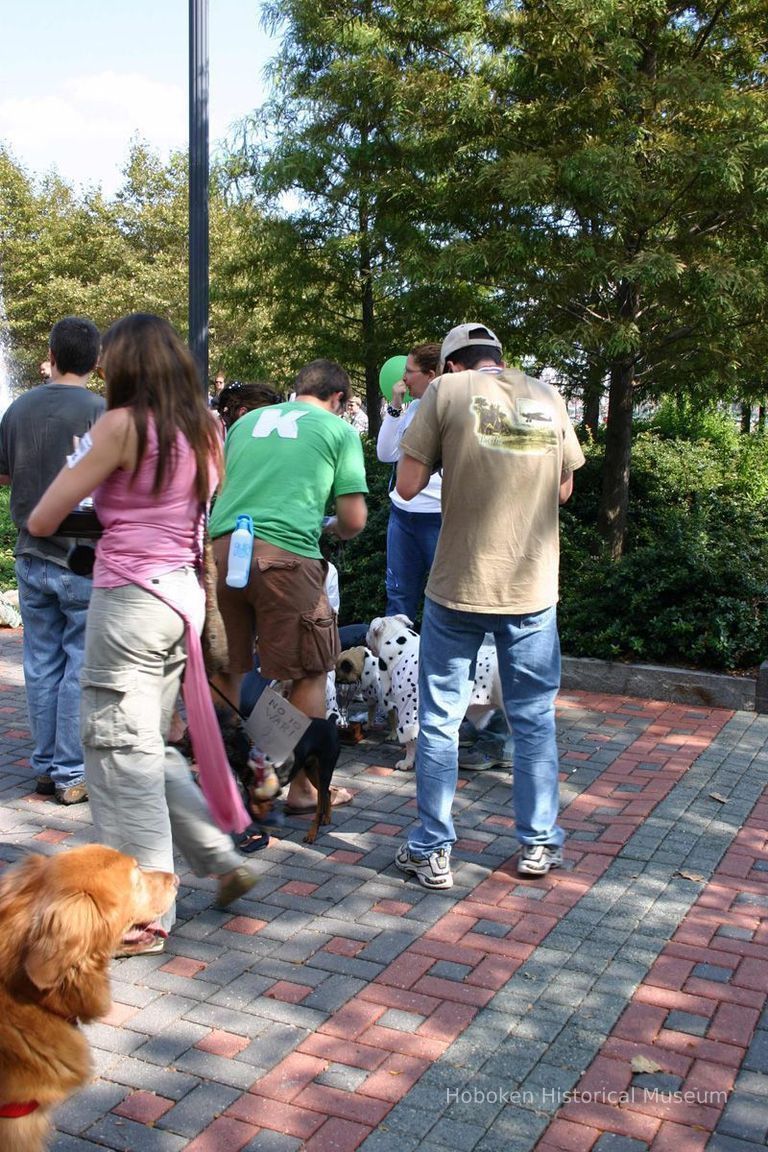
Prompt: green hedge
<box><xmin>324</xmin><ymin>437</ymin><xmax>391</xmax><ymax>626</ymax></box>
<box><xmin>327</xmin><ymin>425</ymin><xmax>768</xmax><ymax>673</ymax></box>
<box><xmin>5</xmin><ymin>422</ymin><xmax>765</xmax><ymax>673</ymax></box>
<box><xmin>559</xmin><ymin>430</ymin><xmax>768</xmax><ymax>672</ymax></box>
<box><xmin>0</xmin><ymin>488</ymin><xmax>15</xmax><ymax>589</ymax></box>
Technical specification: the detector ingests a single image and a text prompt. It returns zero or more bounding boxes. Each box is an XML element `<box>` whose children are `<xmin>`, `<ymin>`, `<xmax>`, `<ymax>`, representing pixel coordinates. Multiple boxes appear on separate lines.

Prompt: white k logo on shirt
<box><xmin>251</xmin><ymin>409</ymin><xmax>309</xmax><ymax>440</ymax></box>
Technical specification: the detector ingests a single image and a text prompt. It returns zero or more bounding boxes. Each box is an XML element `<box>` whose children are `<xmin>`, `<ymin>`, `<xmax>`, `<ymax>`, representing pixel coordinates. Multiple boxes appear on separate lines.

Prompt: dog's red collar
<box><xmin>0</xmin><ymin>1100</ymin><xmax>40</xmax><ymax>1118</ymax></box>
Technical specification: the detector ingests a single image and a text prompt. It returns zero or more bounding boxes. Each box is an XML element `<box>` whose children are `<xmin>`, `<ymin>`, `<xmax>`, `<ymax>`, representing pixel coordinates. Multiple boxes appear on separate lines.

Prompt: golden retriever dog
<box><xmin>0</xmin><ymin>845</ymin><xmax>177</xmax><ymax>1152</ymax></box>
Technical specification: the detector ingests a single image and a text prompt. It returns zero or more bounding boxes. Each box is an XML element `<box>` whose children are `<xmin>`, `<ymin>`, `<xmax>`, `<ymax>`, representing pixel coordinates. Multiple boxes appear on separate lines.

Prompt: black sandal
<box><xmin>235</xmin><ymin>824</ymin><xmax>270</xmax><ymax>854</ymax></box>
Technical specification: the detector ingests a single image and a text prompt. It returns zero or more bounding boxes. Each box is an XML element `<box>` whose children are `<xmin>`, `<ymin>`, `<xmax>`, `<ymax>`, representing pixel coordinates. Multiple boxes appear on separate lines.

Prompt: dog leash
<box><xmin>208</xmin><ymin>679</ymin><xmax>247</xmax><ymax>722</ymax></box>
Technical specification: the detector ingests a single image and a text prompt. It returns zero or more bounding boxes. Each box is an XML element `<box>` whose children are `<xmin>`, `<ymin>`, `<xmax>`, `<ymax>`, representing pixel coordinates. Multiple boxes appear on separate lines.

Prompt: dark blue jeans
<box><xmin>385</xmin><ymin>503</ymin><xmax>442</xmax><ymax>622</ymax></box>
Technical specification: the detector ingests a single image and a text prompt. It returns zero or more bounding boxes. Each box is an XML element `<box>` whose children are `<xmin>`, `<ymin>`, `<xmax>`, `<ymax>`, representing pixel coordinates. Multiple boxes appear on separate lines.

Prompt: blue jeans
<box><xmin>16</xmin><ymin>554</ymin><xmax>92</xmax><ymax>788</ymax></box>
<box><xmin>385</xmin><ymin>504</ymin><xmax>442</xmax><ymax>621</ymax></box>
<box><xmin>408</xmin><ymin>597</ymin><xmax>564</xmax><ymax>857</ymax></box>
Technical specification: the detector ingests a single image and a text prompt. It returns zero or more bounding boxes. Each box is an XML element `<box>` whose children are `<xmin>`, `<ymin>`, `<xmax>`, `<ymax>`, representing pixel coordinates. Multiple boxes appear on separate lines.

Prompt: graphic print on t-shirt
<box><xmin>251</xmin><ymin>409</ymin><xmax>309</xmax><ymax>440</ymax></box>
<box><xmin>470</xmin><ymin>394</ymin><xmax>557</xmax><ymax>455</ymax></box>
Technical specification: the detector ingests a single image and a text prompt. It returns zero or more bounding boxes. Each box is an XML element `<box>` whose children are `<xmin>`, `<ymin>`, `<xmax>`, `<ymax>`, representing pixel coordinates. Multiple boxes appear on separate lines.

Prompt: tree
<box><xmin>223</xmin><ymin>0</ymin><xmax>496</xmax><ymax>432</ymax></box>
<box><xmin>403</xmin><ymin>0</ymin><xmax>768</xmax><ymax>556</ymax></box>
<box><xmin>0</xmin><ymin>143</ymin><xmax>253</xmax><ymax>390</ymax></box>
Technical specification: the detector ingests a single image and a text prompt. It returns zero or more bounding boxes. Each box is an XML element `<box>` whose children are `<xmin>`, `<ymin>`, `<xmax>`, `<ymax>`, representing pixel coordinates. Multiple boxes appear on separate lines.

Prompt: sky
<box><xmin>0</xmin><ymin>0</ymin><xmax>280</xmax><ymax>197</ymax></box>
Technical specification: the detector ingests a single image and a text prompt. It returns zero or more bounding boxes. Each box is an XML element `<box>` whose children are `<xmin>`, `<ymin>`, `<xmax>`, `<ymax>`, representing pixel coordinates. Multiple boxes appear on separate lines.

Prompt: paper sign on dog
<box><xmin>243</xmin><ymin>687</ymin><xmax>311</xmax><ymax>764</ymax></box>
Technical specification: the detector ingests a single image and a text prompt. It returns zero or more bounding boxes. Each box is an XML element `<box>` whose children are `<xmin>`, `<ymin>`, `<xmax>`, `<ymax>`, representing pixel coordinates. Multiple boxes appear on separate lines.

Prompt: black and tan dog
<box><xmin>224</xmin><ymin>717</ymin><xmax>341</xmax><ymax>844</ymax></box>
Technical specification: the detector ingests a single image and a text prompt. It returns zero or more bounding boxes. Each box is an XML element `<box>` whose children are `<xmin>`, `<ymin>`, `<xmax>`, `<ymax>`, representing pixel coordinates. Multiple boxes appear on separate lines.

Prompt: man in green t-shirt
<box><xmin>209</xmin><ymin>359</ymin><xmax>368</xmax><ymax>807</ymax></box>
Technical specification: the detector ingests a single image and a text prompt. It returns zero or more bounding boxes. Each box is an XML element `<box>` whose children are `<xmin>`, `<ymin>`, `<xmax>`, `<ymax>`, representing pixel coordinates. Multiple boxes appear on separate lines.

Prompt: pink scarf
<box><xmin>99</xmin><ymin>558</ymin><xmax>250</xmax><ymax>835</ymax></box>
<box><xmin>179</xmin><ymin>617</ymin><xmax>250</xmax><ymax>834</ymax></box>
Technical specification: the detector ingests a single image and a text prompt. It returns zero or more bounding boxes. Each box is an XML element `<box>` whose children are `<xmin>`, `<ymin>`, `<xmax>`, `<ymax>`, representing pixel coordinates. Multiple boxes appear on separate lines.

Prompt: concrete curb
<box><xmin>561</xmin><ymin>654</ymin><xmax>762</xmax><ymax>712</ymax></box>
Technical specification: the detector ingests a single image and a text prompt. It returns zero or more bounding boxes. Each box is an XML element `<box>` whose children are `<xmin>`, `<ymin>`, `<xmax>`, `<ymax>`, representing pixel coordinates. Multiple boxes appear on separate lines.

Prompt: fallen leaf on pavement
<box><xmin>630</xmin><ymin>1055</ymin><xmax>663</xmax><ymax>1074</ymax></box>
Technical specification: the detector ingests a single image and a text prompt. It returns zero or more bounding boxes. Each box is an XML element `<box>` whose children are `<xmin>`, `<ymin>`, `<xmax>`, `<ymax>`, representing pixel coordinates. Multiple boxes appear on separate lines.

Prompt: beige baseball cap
<box><xmin>440</xmin><ymin>323</ymin><xmax>502</xmax><ymax>369</ymax></box>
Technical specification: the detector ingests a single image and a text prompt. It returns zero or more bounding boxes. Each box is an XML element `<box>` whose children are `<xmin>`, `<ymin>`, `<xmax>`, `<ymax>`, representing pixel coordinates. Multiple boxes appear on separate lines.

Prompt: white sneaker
<box><xmin>517</xmin><ymin>844</ymin><xmax>563</xmax><ymax>876</ymax></box>
<box><xmin>394</xmin><ymin>843</ymin><xmax>454</xmax><ymax>890</ymax></box>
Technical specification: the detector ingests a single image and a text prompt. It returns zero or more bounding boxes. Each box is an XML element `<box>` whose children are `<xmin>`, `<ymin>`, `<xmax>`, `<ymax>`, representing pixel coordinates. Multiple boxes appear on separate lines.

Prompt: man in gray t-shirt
<box><xmin>0</xmin><ymin>316</ymin><xmax>103</xmax><ymax>804</ymax></box>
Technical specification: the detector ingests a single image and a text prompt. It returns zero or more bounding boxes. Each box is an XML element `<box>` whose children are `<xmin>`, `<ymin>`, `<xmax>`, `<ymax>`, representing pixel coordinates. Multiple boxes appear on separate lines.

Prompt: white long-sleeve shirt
<box><xmin>376</xmin><ymin>399</ymin><xmax>442</xmax><ymax>514</ymax></box>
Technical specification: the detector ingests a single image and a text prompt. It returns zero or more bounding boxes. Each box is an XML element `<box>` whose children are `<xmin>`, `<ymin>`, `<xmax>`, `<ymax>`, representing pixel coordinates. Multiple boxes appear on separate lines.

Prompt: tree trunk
<box><xmin>361</xmin><ymin>271</ymin><xmax>379</xmax><ymax>439</ymax></box>
<box><xmin>582</xmin><ymin>345</ymin><xmax>607</xmax><ymax>435</ymax></box>
<box><xmin>582</xmin><ymin>390</ymin><xmax>601</xmax><ymax>437</ymax></box>
<box><xmin>358</xmin><ymin>181</ymin><xmax>380</xmax><ymax>440</ymax></box>
<box><xmin>597</xmin><ymin>357</ymin><xmax>635</xmax><ymax>559</ymax></box>
<box><xmin>581</xmin><ymin>361</ymin><xmax>605</xmax><ymax>437</ymax></box>
<box><xmin>740</xmin><ymin>402</ymin><xmax>752</xmax><ymax>434</ymax></box>
<box><xmin>597</xmin><ymin>279</ymin><xmax>639</xmax><ymax>560</ymax></box>
<box><xmin>759</xmin><ymin>404</ymin><xmax>766</xmax><ymax>433</ymax></box>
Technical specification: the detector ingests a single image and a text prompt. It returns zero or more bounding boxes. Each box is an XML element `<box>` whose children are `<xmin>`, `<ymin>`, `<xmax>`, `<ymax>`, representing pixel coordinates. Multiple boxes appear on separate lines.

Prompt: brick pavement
<box><xmin>0</xmin><ymin>628</ymin><xmax>766</xmax><ymax>1152</ymax></box>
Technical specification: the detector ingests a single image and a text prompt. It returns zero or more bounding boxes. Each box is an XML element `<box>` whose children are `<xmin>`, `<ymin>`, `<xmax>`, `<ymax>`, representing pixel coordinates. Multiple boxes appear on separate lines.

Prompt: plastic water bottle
<box><xmin>225</xmin><ymin>515</ymin><xmax>254</xmax><ymax>588</ymax></box>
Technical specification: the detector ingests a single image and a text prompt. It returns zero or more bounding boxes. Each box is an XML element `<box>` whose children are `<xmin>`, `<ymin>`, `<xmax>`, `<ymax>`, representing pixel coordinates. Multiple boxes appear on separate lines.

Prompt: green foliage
<box><xmin>325</xmin><ymin>430</ymin><xmax>768</xmax><ymax>673</ymax></box>
<box><xmin>0</xmin><ymin>489</ymin><xmax>16</xmax><ymax>590</ymax></box>
<box><xmin>559</xmin><ymin>432</ymin><xmax>768</xmax><ymax>672</ymax></box>
<box><xmin>0</xmin><ymin>144</ymin><xmax>253</xmax><ymax>389</ymax></box>
<box><xmin>323</xmin><ymin>436</ymin><xmax>391</xmax><ymax>626</ymax></box>
<box><xmin>650</xmin><ymin>396</ymin><xmax>740</xmax><ymax>450</ymax></box>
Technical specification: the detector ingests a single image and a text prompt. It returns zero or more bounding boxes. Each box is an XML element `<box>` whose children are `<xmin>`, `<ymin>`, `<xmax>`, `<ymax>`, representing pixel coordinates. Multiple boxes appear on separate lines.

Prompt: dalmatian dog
<box><xmin>366</xmin><ymin>615</ymin><xmax>420</xmax><ymax>770</ymax></box>
<box><xmin>366</xmin><ymin>615</ymin><xmax>506</xmax><ymax>771</ymax></box>
<box><xmin>335</xmin><ymin>646</ymin><xmax>382</xmax><ymax>728</ymax></box>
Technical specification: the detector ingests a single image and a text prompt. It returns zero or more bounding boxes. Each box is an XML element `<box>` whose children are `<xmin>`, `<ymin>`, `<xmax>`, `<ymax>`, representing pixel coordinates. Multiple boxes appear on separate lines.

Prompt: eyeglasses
<box><xmin>403</xmin><ymin>366</ymin><xmax>424</xmax><ymax>375</ymax></box>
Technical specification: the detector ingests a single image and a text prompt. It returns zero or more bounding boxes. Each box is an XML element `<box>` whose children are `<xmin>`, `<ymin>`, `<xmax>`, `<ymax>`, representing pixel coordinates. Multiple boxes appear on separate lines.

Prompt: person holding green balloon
<box><xmin>377</xmin><ymin>343</ymin><xmax>441</xmax><ymax>620</ymax></box>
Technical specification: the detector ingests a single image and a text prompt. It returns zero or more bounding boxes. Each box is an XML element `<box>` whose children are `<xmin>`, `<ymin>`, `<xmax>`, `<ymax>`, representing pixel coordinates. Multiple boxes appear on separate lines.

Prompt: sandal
<box><xmin>113</xmin><ymin>928</ymin><xmax>166</xmax><ymax>958</ymax></box>
<box><xmin>235</xmin><ymin>824</ymin><xmax>270</xmax><ymax>854</ymax></box>
<box><xmin>284</xmin><ymin>786</ymin><xmax>353</xmax><ymax>815</ymax></box>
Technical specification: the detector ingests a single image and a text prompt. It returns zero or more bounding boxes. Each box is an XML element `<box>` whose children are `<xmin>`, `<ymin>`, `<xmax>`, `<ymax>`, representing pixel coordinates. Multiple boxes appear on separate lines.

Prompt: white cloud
<box><xmin>0</xmin><ymin>71</ymin><xmax>186</xmax><ymax>194</ymax></box>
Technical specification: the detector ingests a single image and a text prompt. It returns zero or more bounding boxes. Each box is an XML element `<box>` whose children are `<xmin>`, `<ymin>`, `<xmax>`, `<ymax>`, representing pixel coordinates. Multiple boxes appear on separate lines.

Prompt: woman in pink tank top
<box><xmin>28</xmin><ymin>314</ymin><xmax>255</xmax><ymax>955</ymax></box>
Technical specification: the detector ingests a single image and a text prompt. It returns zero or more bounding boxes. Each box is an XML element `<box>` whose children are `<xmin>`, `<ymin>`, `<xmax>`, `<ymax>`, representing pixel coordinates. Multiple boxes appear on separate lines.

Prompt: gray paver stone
<box><xmin>665</xmin><ymin>1009</ymin><xmax>709</xmax><ymax>1036</ymax></box>
<box><xmin>718</xmin><ymin>1092</ymin><xmax>768</xmax><ymax>1143</ymax></box>
<box><xmin>743</xmin><ymin>1029</ymin><xmax>768</xmax><ymax>1074</ymax></box>
<box><xmin>81</xmin><ymin>1115</ymin><xmax>187</xmax><ymax>1152</ymax></box>
<box><xmin>377</xmin><ymin>1101</ymin><xmax>444</xmax><ymax>1139</ymax></box>
<box><xmin>173</xmin><ymin>1048</ymin><xmax>264</xmax><ymax>1089</ymax></box>
<box><xmin>101</xmin><ymin>1057</ymin><xmax>200</xmax><ymax>1099</ymax></box>
<box><xmin>315</xmin><ymin>1062</ymin><xmax>370</xmax><ymax>1091</ymax></box>
<box><xmin>359</xmin><ymin>1130</ymin><xmax>422</xmax><ymax>1152</ymax></box>
<box><xmin>474</xmin><ymin>1103</ymin><xmax>550</xmax><ymax>1152</ymax></box>
<box><xmin>53</xmin><ymin>1083</ymin><xmax>128</xmax><ymax>1136</ymax></box>
<box><xmin>301</xmin><ymin>972</ymin><xmax>367</xmax><ymax>1013</ymax></box>
<box><xmin>427</xmin><ymin>1115</ymin><xmax>488</xmax><ymax>1151</ymax></box>
<box><xmin>594</xmin><ymin>1135</ymin><xmax>648</xmax><ymax>1152</ymax></box>
<box><xmin>241</xmin><ymin>1131</ymin><xmax>303</xmax><ymax>1152</ymax></box>
<box><xmin>706</xmin><ymin>1135</ymin><xmax>768</xmax><ymax>1152</ymax></box>
<box><xmin>156</xmin><ymin>1082</ymin><xmax>242</xmax><ymax>1138</ymax></box>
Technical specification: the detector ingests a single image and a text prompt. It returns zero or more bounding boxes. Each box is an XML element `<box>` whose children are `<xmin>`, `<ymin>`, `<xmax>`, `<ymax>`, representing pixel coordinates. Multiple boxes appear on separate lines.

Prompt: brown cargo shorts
<box><xmin>213</xmin><ymin>536</ymin><xmax>340</xmax><ymax>681</ymax></box>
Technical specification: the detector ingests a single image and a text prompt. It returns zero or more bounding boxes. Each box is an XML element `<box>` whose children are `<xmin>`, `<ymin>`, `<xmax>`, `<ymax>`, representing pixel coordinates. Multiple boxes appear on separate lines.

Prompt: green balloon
<box><xmin>379</xmin><ymin>355</ymin><xmax>408</xmax><ymax>402</ymax></box>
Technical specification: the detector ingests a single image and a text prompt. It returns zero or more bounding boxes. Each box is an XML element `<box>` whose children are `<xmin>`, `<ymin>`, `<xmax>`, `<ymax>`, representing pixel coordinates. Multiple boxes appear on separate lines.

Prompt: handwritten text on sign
<box><xmin>243</xmin><ymin>687</ymin><xmax>311</xmax><ymax>764</ymax></box>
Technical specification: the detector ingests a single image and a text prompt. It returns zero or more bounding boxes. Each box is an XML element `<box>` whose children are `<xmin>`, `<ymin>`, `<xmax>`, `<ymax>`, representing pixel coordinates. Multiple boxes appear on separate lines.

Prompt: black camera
<box><xmin>56</xmin><ymin>506</ymin><xmax>103</xmax><ymax>578</ymax></box>
<box><xmin>67</xmin><ymin>543</ymin><xmax>96</xmax><ymax>577</ymax></box>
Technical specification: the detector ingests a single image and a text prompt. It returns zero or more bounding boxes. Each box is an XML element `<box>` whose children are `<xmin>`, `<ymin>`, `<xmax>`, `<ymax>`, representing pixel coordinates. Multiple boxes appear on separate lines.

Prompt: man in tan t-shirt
<box><xmin>392</xmin><ymin>323</ymin><xmax>585</xmax><ymax>890</ymax></box>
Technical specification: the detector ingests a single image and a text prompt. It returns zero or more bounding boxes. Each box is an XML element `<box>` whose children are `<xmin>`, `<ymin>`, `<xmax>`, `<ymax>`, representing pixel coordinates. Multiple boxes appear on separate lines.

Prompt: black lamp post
<box><xmin>189</xmin><ymin>0</ymin><xmax>209</xmax><ymax>392</ymax></box>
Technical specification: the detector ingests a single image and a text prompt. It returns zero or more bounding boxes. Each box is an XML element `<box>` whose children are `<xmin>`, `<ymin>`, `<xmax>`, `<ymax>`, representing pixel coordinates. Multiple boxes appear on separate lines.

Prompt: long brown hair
<box><xmin>100</xmin><ymin>314</ymin><xmax>221</xmax><ymax>503</ymax></box>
